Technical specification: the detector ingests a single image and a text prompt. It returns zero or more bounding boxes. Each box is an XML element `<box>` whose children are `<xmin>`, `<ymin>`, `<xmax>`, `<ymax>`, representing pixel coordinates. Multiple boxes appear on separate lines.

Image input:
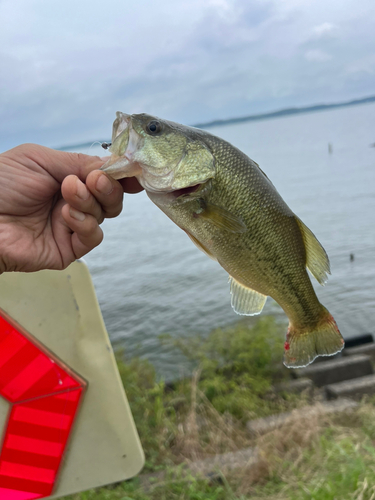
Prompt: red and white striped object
<box><xmin>0</xmin><ymin>312</ymin><xmax>86</xmax><ymax>500</ymax></box>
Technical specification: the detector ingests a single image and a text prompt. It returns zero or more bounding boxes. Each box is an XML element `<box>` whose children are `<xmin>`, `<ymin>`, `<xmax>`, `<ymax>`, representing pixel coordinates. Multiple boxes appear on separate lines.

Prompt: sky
<box><xmin>1</xmin><ymin>0</ymin><xmax>375</xmax><ymax>150</ymax></box>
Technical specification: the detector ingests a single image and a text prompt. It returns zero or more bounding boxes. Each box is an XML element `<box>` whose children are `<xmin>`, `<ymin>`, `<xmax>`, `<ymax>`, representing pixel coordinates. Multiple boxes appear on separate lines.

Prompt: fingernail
<box><xmin>96</xmin><ymin>174</ymin><xmax>113</xmax><ymax>195</ymax></box>
<box><xmin>70</xmin><ymin>207</ymin><xmax>86</xmax><ymax>221</ymax></box>
<box><xmin>76</xmin><ymin>181</ymin><xmax>89</xmax><ymax>200</ymax></box>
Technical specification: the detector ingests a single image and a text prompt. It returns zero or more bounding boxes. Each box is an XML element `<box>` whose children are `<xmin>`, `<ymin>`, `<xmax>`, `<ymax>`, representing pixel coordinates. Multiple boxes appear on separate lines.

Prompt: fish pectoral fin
<box><xmin>295</xmin><ymin>216</ymin><xmax>330</xmax><ymax>285</ymax></box>
<box><xmin>198</xmin><ymin>202</ymin><xmax>247</xmax><ymax>233</ymax></box>
<box><xmin>229</xmin><ymin>277</ymin><xmax>267</xmax><ymax>315</ymax></box>
<box><xmin>185</xmin><ymin>232</ymin><xmax>217</xmax><ymax>261</ymax></box>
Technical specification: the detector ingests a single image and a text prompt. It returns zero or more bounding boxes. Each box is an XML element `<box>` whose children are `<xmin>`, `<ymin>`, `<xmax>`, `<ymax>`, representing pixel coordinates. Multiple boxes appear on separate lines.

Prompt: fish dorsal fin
<box><xmin>295</xmin><ymin>216</ymin><xmax>330</xmax><ymax>285</ymax></box>
<box><xmin>229</xmin><ymin>277</ymin><xmax>267</xmax><ymax>315</ymax></box>
<box><xmin>185</xmin><ymin>232</ymin><xmax>217</xmax><ymax>261</ymax></box>
<box><xmin>197</xmin><ymin>201</ymin><xmax>247</xmax><ymax>233</ymax></box>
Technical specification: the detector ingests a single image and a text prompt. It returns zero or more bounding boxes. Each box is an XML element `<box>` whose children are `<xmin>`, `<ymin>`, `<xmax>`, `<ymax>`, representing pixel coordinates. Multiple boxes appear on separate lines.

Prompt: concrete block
<box><xmin>246</xmin><ymin>399</ymin><xmax>358</xmax><ymax>436</ymax></box>
<box><xmin>188</xmin><ymin>447</ymin><xmax>258</xmax><ymax>474</ymax></box>
<box><xmin>325</xmin><ymin>374</ymin><xmax>375</xmax><ymax>400</ymax></box>
<box><xmin>345</xmin><ymin>334</ymin><xmax>373</xmax><ymax>348</ymax></box>
<box><xmin>343</xmin><ymin>343</ymin><xmax>375</xmax><ymax>362</ymax></box>
<box><xmin>274</xmin><ymin>378</ymin><xmax>314</xmax><ymax>396</ymax></box>
<box><xmin>140</xmin><ymin>446</ymin><xmax>258</xmax><ymax>490</ymax></box>
<box><xmin>295</xmin><ymin>355</ymin><xmax>373</xmax><ymax>387</ymax></box>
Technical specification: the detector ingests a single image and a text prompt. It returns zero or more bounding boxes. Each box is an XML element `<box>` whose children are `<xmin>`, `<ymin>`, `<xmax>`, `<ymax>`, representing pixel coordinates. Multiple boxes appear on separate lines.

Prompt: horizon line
<box><xmin>57</xmin><ymin>94</ymin><xmax>375</xmax><ymax>151</ymax></box>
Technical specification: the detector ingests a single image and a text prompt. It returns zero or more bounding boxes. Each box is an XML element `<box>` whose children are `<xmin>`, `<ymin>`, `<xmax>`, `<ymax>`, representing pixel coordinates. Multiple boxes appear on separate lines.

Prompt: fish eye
<box><xmin>146</xmin><ymin>120</ymin><xmax>162</xmax><ymax>135</ymax></box>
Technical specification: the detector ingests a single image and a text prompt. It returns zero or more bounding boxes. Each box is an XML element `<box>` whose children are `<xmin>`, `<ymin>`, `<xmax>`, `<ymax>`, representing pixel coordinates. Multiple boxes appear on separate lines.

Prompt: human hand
<box><xmin>0</xmin><ymin>143</ymin><xmax>143</xmax><ymax>274</ymax></box>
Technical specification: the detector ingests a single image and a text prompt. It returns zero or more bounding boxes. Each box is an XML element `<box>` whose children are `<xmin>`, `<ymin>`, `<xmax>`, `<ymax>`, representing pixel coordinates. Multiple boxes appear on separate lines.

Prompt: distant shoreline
<box><xmin>193</xmin><ymin>95</ymin><xmax>375</xmax><ymax>129</ymax></box>
<box><xmin>57</xmin><ymin>94</ymin><xmax>375</xmax><ymax>151</ymax></box>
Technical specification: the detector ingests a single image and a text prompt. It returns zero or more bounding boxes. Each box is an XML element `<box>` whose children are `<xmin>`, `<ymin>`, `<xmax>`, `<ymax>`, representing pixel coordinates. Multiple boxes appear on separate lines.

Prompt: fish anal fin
<box><xmin>229</xmin><ymin>277</ymin><xmax>267</xmax><ymax>315</ymax></box>
<box><xmin>185</xmin><ymin>232</ymin><xmax>217</xmax><ymax>261</ymax></box>
<box><xmin>295</xmin><ymin>216</ymin><xmax>330</xmax><ymax>285</ymax></box>
<box><xmin>197</xmin><ymin>201</ymin><xmax>246</xmax><ymax>233</ymax></box>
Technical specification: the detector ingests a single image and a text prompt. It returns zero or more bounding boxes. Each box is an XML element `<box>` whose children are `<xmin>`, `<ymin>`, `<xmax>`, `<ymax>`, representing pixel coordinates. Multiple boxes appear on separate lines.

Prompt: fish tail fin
<box><xmin>284</xmin><ymin>307</ymin><xmax>345</xmax><ymax>368</ymax></box>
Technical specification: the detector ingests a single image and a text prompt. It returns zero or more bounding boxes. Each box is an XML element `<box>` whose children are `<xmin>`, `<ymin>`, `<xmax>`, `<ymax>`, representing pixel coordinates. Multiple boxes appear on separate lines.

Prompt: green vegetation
<box><xmin>113</xmin><ymin>317</ymin><xmax>289</xmax><ymax>471</ymax></box>
<box><xmin>63</xmin><ymin>317</ymin><xmax>375</xmax><ymax>500</ymax></box>
<box><xmin>244</xmin><ymin>403</ymin><xmax>375</xmax><ymax>499</ymax></box>
<box><xmin>64</xmin><ymin>475</ymin><xmax>231</xmax><ymax>500</ymax></box>
<box><xmin>161</xmin><ymin>317</ymin><xmax>286</xmax><ymax>420</ymax></box>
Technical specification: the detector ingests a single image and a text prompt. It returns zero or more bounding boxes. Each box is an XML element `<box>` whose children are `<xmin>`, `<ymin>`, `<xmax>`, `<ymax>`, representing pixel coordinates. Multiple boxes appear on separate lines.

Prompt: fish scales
<box><xmin>101</xmin><ymin>112</ymin><xmax>344</xmax><ymax>368</ymax></box>
<box><xmin>165</xmin><ymin>133</ymin><xmax>306</xmax><ymax>299</ymax></box>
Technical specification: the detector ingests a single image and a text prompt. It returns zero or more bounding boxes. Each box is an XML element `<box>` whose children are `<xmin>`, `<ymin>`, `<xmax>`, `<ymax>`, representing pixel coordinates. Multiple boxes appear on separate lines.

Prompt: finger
<box><xmin>17</xmin><ymin>144</ymin><xmax>105</xmax><ymax>183</ymax></box>
<box><xmin>85</xmin><ymin>170</ymin><xmax>124</xmax><ymax>218</ymax></box>
<box><xmin>61</xmin><ymin>203</ymin><xmax>103</xmax><ymax>259</ymax></box>
<box><xmin>61</xmin><ymin>175</ymin><xmax>104</xmax><ymax>224</ymax></box>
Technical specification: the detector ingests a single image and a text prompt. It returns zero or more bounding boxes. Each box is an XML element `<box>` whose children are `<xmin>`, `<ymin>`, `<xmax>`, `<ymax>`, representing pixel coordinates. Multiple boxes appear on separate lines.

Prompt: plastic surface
<box><xmin>0</xmin><ymin>261</ymin><xmax>144</xmax><ymax>499</ymax></box>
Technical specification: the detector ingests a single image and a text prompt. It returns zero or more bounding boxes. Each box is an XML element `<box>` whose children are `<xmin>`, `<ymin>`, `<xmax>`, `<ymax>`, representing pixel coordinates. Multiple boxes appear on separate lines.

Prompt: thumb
<box><xmin>20</xmin><ymin>144</ymin><xmax>105</xmax><ymax>183</ymax></box>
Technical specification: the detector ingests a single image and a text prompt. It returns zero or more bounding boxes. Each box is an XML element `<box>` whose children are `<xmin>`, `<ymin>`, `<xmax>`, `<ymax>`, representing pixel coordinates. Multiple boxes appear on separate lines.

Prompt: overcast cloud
<box><xmin>1</xmin><ymin>0</ymin><xmax>375</xmax><ymax>150</ymax></box>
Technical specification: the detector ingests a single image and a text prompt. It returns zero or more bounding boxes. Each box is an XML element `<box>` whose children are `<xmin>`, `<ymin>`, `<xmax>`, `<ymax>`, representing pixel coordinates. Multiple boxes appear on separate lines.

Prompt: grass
<box><xmin>64</xmin><ymin>476</ymin><xmax>232</xmax><ymax>500</ymax></box>
<box><xmin>113</xmin><ymin>317</ymin><xmax>291</xmax><ymax>471</ymax></box>
<box><xmin>160</xmin><ymin>316</ymin><xmax>287</xmax><ymax>420</ymax></box>
<box><xmin>63</xmin><ymin>317</ymin><xmax>375</xmax><ymax>500</ymax></box>
<box><xmin>242</xmin><ymin>403</ymin><xmax>375</xmax><ymax>499</ymax></box>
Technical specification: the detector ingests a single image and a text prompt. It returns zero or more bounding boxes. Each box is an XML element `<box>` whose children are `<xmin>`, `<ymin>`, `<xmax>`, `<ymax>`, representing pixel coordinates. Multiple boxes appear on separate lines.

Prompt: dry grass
<box><xmin>225</xmin><ymin>401</ymin><xmax>375</xmax><ymax>499</ymax></box>
<box><xmin>238</xmin><ymin>403</ymin><xmax>331</xmax><ymax>494</ymax></box>
<box><xmin>171</xmin><ymin>370</ymin><xmax>252</xmax><ymax>463</ymax></box>
<box><xmin>145</xmin><ymin>369</ymin><xmax>348</xmax><ymax>496</ymax></box>
<box><xmin>63</xmin><ymin>317</ymin><xmax>375</xmax><ymax>499</ymax></box>
<box><xmin>136</xmin><ymin>394</ymin><xmax>373</xmax><ymax>499</ymax></box>
<box><xmin>63</xmin><ymin>388</ymin><xmax>375</xmax><ymax>499</ymax></box>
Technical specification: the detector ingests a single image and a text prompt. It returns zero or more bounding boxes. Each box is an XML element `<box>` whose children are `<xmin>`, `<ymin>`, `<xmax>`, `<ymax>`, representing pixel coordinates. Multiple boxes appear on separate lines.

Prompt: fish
<box><xmin>100</xmin><ymin>112</ymin><xmax>345</xmax><ymax>368</ymax></box>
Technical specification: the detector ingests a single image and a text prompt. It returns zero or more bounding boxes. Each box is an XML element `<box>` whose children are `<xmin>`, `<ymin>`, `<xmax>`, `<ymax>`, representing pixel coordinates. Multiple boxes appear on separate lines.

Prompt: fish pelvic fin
<box><xmin>283</xmin><ymin>307</ymin><xmax>345</xmax><ymax>368</ymax></box>
<box><xmin>229</xmin><ymin>277</ymin><xmax>267</xmax><ymax>315</ymax></box>
<box><xmin>295</xmin><ymin>216</ymin><xmax>330</xmax><ymax>285</ymax></box>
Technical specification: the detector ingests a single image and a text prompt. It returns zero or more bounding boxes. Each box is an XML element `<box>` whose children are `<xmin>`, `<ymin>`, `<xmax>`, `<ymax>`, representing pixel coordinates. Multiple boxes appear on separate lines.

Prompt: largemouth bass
<box><xmin>101</xmin><ymin>112</ymin><xmax>345</xmax><ymax>368</ymax></box>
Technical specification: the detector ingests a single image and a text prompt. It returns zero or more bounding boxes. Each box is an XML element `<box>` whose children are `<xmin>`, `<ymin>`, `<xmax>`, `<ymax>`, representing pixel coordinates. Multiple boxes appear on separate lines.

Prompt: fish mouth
<box><xmin>100</xmin><ymin>156</ymin><xmax>143</xmax><ymax>180</ymax></box>
<box><xmin>100</xmin><ymin>115</ymin><xmax>145</xmax><ymax>180</ymax></box>
<box><xmin>112</xmin><ymin>111</ymin><xmax>131</xmax><ymax>144</ymax></box>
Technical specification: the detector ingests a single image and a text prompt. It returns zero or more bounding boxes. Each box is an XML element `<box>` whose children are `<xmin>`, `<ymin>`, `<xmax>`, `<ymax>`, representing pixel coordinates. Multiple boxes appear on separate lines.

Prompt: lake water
<box><xmin>75</xmin><ymin>103</ymin><xmax>375</xmax><ymax>379</ymax></box>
